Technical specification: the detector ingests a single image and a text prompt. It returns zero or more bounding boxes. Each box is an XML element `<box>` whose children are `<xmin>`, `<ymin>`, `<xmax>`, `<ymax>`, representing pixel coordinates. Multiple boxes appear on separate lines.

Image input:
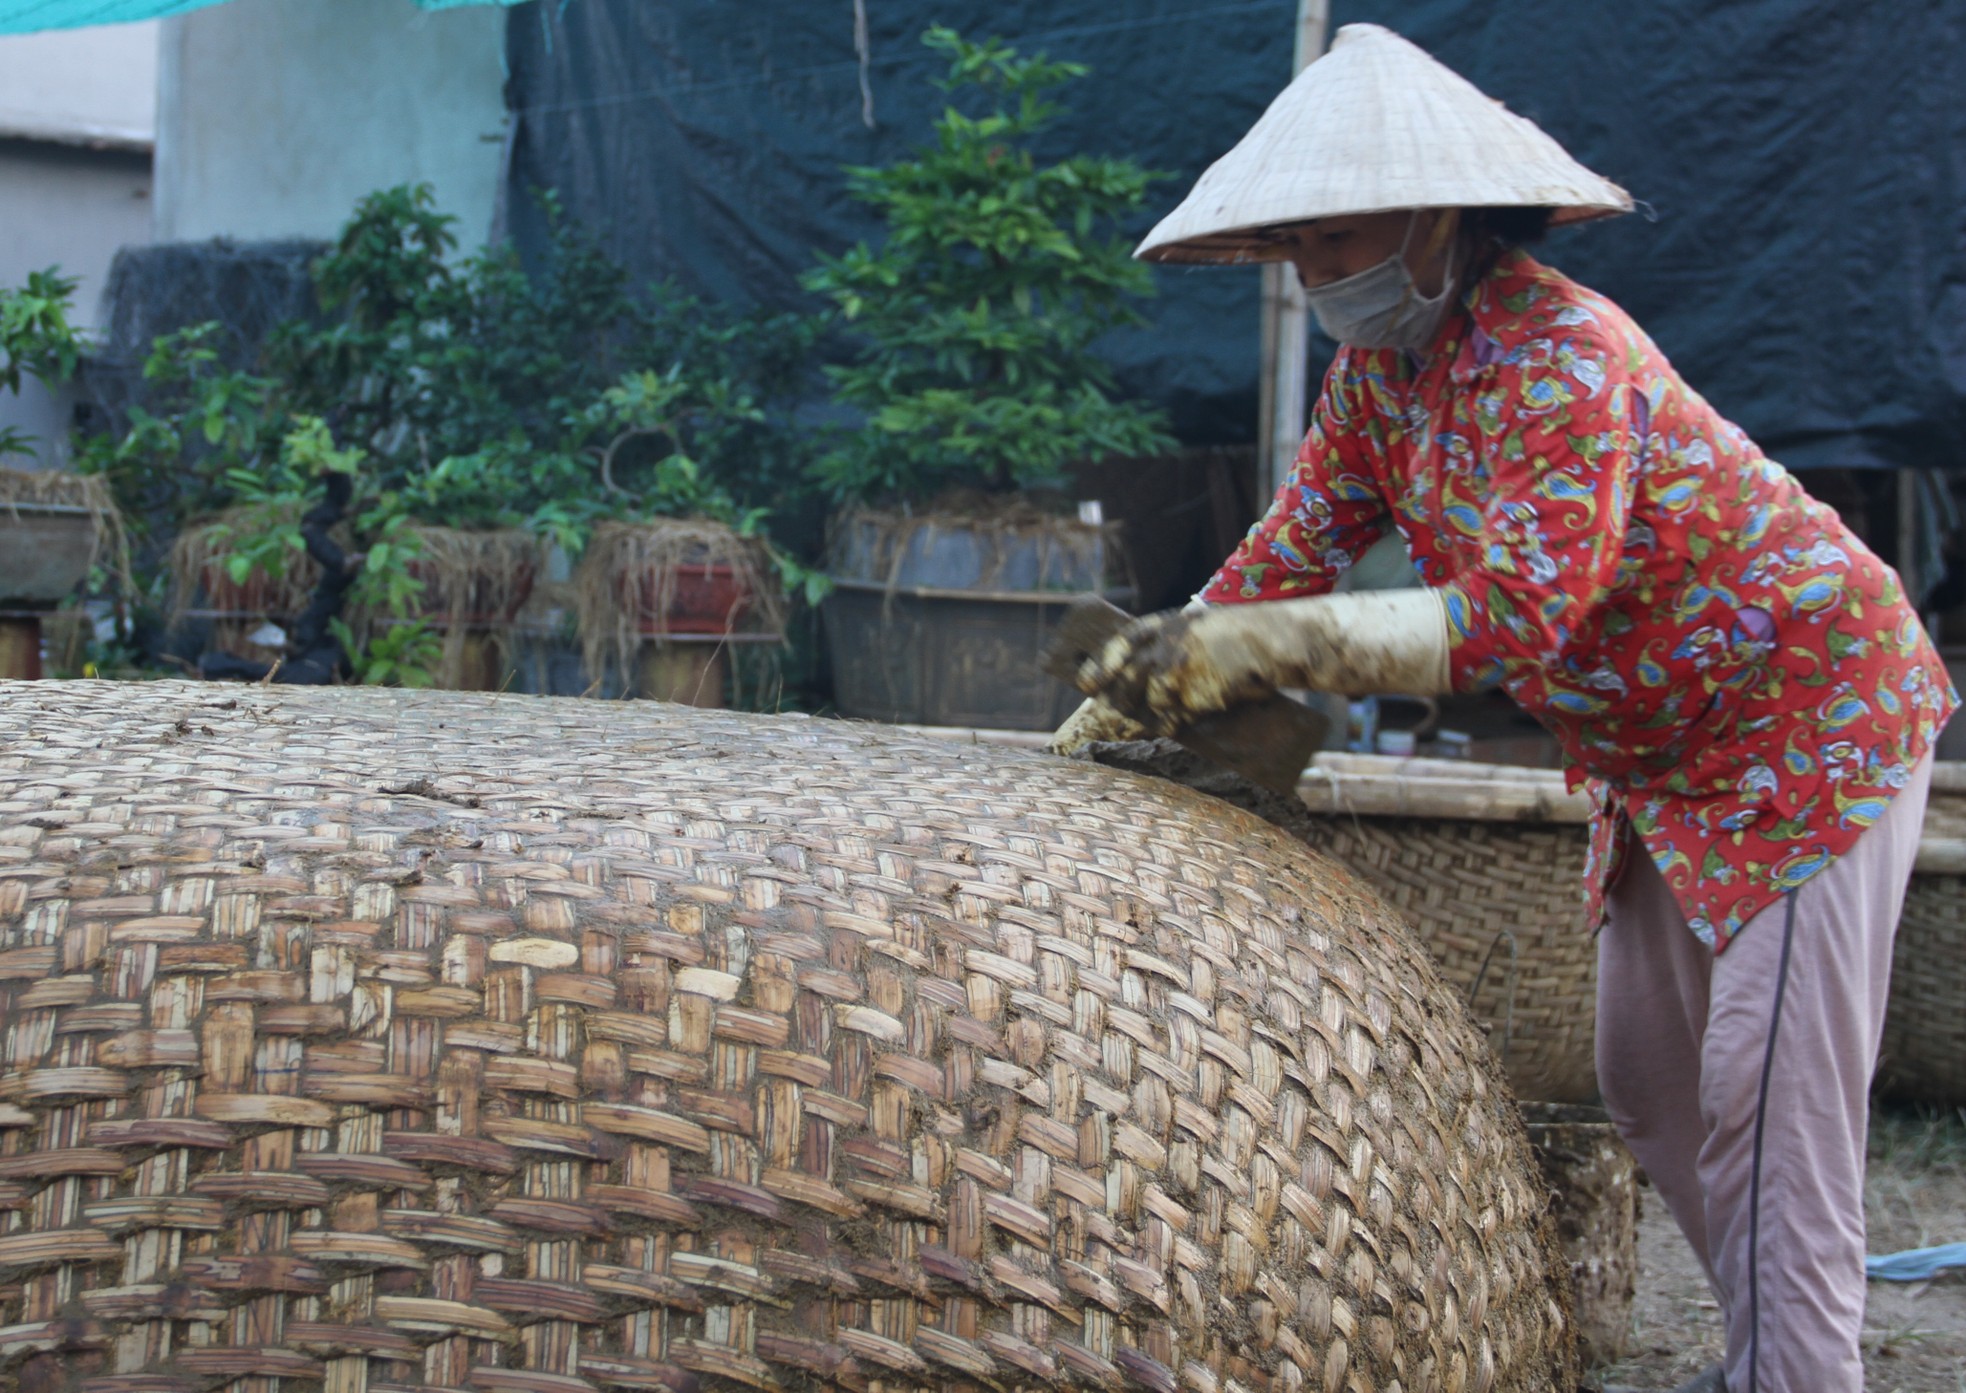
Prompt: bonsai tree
<box><xmin>803</xmin><ymin>25</ymin><xmax>1174</xmax><ymax>506</ymax></box>
<box><xmin>571</xmin><ymin>369</ymin><xmax>797</xmax><ymax>702</ymax></box>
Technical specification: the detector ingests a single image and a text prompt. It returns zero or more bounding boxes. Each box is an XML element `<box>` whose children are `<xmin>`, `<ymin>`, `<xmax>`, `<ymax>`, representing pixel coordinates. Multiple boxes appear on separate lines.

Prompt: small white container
<box><xmin>1376</xmin><ymin>728</ymin><xmax>1417</xmax><ymax>758</ymax></box>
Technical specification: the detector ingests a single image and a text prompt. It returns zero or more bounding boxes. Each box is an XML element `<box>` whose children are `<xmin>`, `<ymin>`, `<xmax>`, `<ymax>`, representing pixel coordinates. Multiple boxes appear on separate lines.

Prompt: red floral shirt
<box><xmin>1203</xmin><ymin>251</ymin><xmax>1956</xmax><ymax>950</ymax></box>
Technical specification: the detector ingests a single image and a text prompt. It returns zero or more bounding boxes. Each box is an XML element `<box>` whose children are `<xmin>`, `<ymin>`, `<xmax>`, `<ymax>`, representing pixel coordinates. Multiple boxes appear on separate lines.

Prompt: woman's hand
<box><xmin>1074</xmin><ymin>608</ymin><xmax>1270</xmax><ymax>737</ymax></box>
<box><xmin>1046</xmin><ymin>696</ymin><xmax>1150</xmax><ymax>755</ymax></box>
<box><xmin>1071</xmin><ymin>590</ymin><xmax>1454</xmax><ymax>734</ymax></box>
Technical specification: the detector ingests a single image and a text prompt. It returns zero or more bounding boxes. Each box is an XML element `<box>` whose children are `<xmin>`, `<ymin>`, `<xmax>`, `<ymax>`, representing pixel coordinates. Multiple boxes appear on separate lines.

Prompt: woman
<box><xmin>1057</xmin><ymin>25</ymin><xmax>1955</xmax><ymax>1393</ymax></box>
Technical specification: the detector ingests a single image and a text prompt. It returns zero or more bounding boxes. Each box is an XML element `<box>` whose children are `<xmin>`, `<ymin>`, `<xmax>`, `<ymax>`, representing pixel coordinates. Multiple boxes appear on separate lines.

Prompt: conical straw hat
<box><xmin>1137</xmin><ymin>23</ymin><xmax>1632</xmax><ymax>264</ymax></box>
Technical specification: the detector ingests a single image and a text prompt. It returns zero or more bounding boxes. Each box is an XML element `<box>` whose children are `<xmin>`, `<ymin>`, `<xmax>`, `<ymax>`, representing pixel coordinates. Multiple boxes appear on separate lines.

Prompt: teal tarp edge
<box><xmin>0</xmin><ymin>0</ymin><xmax>522</xmax><ymax>34</ymax></box>
<box><xmin>0</xmin><ymin>0</ymin><xmax>228</xmax><ymax>31</ymax></box>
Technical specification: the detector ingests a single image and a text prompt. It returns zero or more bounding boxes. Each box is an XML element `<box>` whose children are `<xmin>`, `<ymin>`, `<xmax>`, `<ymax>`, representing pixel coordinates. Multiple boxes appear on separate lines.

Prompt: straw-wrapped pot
<box><xmin>0</xmin><ymin>682</ymin><xmax>1576</xmax><ymax>1393</ymax></box>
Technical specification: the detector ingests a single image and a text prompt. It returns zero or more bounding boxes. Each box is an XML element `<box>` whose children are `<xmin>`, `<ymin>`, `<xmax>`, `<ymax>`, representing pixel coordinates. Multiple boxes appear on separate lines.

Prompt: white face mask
<box><xmin>1301</xmin><ymin>214</ymin><xmax>1458</xmax><ymax>351</ymax></box>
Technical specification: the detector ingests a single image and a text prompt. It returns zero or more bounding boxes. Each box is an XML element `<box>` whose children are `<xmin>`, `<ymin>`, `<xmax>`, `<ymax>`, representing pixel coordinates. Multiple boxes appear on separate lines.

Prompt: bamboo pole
<box><xmin>1915</xmin><ymin>837</ymin><xmax>1966</xmax><ymax>876</ymax></box>
<box><xmin>1296</xmin><ymin>770</ymin><xmax>1592</xmax><ymax>824</ymax></box>
<box><xmin>1898</xmin><ymin>468</ymin><xmax>1922</xmax><ymax>618</ymax></box>
<box><xmin>1257</xmin><ymin>0</ymin><xmax>1331</xmax><ymax>502</ymax></box>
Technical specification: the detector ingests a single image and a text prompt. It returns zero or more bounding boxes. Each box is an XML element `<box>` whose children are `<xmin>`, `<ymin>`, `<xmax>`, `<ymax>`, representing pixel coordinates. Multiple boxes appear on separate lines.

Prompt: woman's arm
<box><xmin>1441</xmin><ymin>335</ymin><xmax>1640</xmax><ymax>692</ymax></box>
<box><xmin>1198</xmin><ymin>362</ymin><xmax>1391</xmax><ymax>605</ymax></box>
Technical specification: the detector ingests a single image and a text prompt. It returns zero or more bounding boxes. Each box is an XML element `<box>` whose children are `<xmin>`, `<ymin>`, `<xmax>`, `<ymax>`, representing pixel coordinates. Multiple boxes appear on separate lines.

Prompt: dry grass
<box><xmin>368</xmin><ymin>525</ymin><xmax>545</xmax><ymax>690</ymax></box>
<box><xmin>1869</xmin><ymin>1104</ymin><xmax>1966</xmax><ymax>1255</ymax></box>
<box><xmin>0</xmin><ymin>467</ymin><xmax>113</xmax><ymax>511</ymax></box>
<box><xmin>833</xmin><ymin>491</ymin><xmax>1124</xmax><ymax>590</ymax></box>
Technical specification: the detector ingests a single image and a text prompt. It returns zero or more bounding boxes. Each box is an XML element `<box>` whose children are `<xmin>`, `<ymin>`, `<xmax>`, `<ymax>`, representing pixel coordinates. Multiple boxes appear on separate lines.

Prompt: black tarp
<box><xmin>503</xmin><ymin>0</ymin><xmax>1966</xmax><ymax>474</ymax></box>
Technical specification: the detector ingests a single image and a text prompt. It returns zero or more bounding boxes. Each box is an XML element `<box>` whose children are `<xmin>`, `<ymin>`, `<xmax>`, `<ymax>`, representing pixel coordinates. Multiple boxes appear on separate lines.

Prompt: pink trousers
<box><xmin>1595</xmin><ymin>754</ymin><xmax>1932</xmax><ymax>1393</ymax></box>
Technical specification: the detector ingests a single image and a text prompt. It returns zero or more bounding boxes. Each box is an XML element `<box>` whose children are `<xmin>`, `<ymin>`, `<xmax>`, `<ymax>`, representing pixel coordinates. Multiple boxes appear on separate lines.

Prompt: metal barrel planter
<box><xmin>821</xmin><ymin>507</ymin><xmax>1131</xmax><ymax>732</ymax></box>
<box><xmin>0</xmin><ymin>683</ymin><xmax>1577</xmax><ymax>1393</ymax></box>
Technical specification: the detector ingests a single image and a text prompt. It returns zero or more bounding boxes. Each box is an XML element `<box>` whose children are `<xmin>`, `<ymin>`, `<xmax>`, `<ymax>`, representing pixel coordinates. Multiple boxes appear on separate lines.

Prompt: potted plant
<box><xmin>801</xmin><ymin>27</ymin><xmax>1174</xmax><ymax>730</ymax></box>
<box><xmin>0</xmin><ymin>269</ymin><xmax>125</xmax><ymax>679</ymax></box>
<box><xmin>569</xmin><ymin>369</ymin><xmax>802</xmax><ymax>705</ymax></box>
<box><xmin>260</xmin><ymin>187</ymin><xmax>832</xmax><ymax>696</ymax></box>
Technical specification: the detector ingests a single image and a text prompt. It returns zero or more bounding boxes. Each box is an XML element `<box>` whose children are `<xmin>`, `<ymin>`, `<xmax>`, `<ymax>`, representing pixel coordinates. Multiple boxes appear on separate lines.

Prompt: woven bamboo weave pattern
<box><xmin>1878</xmin><ymin>786</ymin><xmax>1966</xmax><ymax>1104</ymax></box>
<box><xmin>0</xmin><ymin>682</ymin><xmax>1573</xmax><ymax>1393</ymax></box>
<box><xmin>1280</xmin><ymin>818</ymin><xmax>1596</xmax><ymax>1106</ymax></box>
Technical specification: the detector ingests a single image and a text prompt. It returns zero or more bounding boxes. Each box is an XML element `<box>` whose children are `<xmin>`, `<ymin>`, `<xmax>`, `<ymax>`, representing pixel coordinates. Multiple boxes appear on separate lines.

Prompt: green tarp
<box><xmin>0</xmin><ymin>0</ymin><xmax>517</xmax><ymax>35</ymax></box>
<box><xmin>504</xmin><ymin>0</ymin><xmax>1966</xmax><ymax>475</ymax></box>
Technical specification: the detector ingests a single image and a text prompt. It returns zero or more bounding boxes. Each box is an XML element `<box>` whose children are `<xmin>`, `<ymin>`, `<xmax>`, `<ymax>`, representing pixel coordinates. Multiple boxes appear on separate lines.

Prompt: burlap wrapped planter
<box><xmin>0</xmin><ymin>683</ymin><xmax>1575</xmax><ymax>1393</ymax></box>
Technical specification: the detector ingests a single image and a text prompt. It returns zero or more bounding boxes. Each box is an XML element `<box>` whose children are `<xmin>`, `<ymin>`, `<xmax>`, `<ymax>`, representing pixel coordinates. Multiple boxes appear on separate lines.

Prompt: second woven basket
<box><xmin>1292</xmin><ymin>753</ymin><xmax>1966</xmax><ymax>1108</ymax></box>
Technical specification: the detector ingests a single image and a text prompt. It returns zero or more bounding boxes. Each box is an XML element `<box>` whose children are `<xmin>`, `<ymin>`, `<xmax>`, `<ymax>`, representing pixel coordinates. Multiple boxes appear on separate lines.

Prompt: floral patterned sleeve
<box><xmin>1198</xmin><ymin>362</ymin><xmax>1390</xmax><ymax>605</ymax></box>
<box><xmin>1441</xmin><ymin>333</ymin><xmax>1639</xmax><ymax>693</ymax></box>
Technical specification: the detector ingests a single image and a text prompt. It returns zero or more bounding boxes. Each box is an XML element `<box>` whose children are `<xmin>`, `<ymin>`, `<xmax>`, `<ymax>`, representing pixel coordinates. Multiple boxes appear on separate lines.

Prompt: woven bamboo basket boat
<box><xmin>1290</xmin><ymin>753</ymin><xmax>1966</xmax><ymax>1108</ymax></box>
<box><xmin>1876</xmin><ymin>762</ymin><xmax>1966</xmax><ymax>1104</ymax></box>
<box><xmin>0</xmin><ymin>682</ymin><xmax>1576</xmax><ymax>1393</ymax></box>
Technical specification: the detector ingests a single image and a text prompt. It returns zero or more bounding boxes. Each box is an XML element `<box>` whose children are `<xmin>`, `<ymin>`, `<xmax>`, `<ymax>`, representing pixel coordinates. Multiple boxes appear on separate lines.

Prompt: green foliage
<box><xmin>54</xmin><ymin>183</ymin><xmax>826</xmax><ymax>679</ymax></box>
<box><xmin>582</xmin><ymin>368</ymin><xmax>764</xmax><ymax>534</ymax></box>
<box><xmin>0</xmin><ymin>269</ymin><xmax>85</xmax><ymax>460</ymax></box>
<box><xmin>75</xmin><ymin>183</ymin><xmax>821</xmax><ymax>551</ymax></box>
<box><xmin>344</xmin><ymin>511</ymin><xmax>428</xmax><ymax>621</ymax></box>
<box><xmin>74</xmin><ymin>322</ymin><xmax>289</xmax><ymax>541</ymax></box>
<box><xmin>331</xmin><ymin>616</ymin><xmax>440</xmax><ymax>688</ymax></box>
<box><xmin>802</xmin><ymin>26</ymin><xmax>1175</xmax><ymax>503</ymax></box>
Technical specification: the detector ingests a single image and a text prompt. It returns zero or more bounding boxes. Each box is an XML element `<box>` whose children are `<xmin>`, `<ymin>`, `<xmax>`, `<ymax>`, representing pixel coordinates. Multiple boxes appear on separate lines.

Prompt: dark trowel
<box><xmin>1042</xmin><ymin>595</ymin><xmax>1329</xmax><ymax>796</ymax></box>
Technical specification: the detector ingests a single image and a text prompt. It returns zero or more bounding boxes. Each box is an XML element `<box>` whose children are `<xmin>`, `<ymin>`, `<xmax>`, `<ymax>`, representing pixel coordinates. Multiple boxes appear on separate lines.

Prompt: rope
<box><xmin>1467</xmin><ymin>927</ymin><xmax>1521</xmax><ymax>1068</ymax></box>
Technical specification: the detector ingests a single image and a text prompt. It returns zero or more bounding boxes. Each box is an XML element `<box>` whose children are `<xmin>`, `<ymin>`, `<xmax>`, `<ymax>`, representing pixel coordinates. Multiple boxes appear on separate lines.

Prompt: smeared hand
<box><xmin>1046</xmin><ymin>696</ymin><xmax>1150</xmax><ymax>756</ymax></box>
<box><xmin>1073</xmin><ymin>591</ymin><xmax>1455</xmax><ymax>733</ymax></box>
<box><xmin>1073</xmin><ymin>608</ymin><xmax>1275</xmax><ymax>737</ymax></box>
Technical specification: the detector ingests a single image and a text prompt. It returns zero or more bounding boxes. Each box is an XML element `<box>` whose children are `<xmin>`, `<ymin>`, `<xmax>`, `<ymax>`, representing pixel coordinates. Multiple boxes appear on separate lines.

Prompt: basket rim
<box><xmin>1297</xmin><ymin>753</ymin><xmax>1965</xmax><ymax>873</ymax></box>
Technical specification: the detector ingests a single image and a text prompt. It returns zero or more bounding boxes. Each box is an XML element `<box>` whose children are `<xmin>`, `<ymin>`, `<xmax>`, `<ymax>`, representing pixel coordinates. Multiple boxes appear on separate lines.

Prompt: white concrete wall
<box><xmin>154</xmin><ymin>0</ymin><xmax>508</xmax><ymax>246</ymax></box>
<box><xmin>0</xmin><ymin>22</ymin><xmax>158</xmax><ymax>148</ymax></box>
<box><xmin>0</xmin><ymin>140</ymin><xmax>154</xmax><ymax>330</ymax></box>
<box><xmin>0</xmin><ymin>139</ymin><xmax>154</xmax><ymax>464</ymax></box>
<box><xmin>0</xmin><ymin>22</ymin><xmax>158</xmax><ymax>465</ymax></box>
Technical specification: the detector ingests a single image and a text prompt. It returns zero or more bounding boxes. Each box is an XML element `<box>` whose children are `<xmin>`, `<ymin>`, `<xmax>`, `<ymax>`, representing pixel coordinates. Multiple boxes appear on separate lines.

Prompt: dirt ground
<box><xmin>1593</xmin><ymin>1105</ymin><xmax>1966</xmax><ymax>1391</ymax></box>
